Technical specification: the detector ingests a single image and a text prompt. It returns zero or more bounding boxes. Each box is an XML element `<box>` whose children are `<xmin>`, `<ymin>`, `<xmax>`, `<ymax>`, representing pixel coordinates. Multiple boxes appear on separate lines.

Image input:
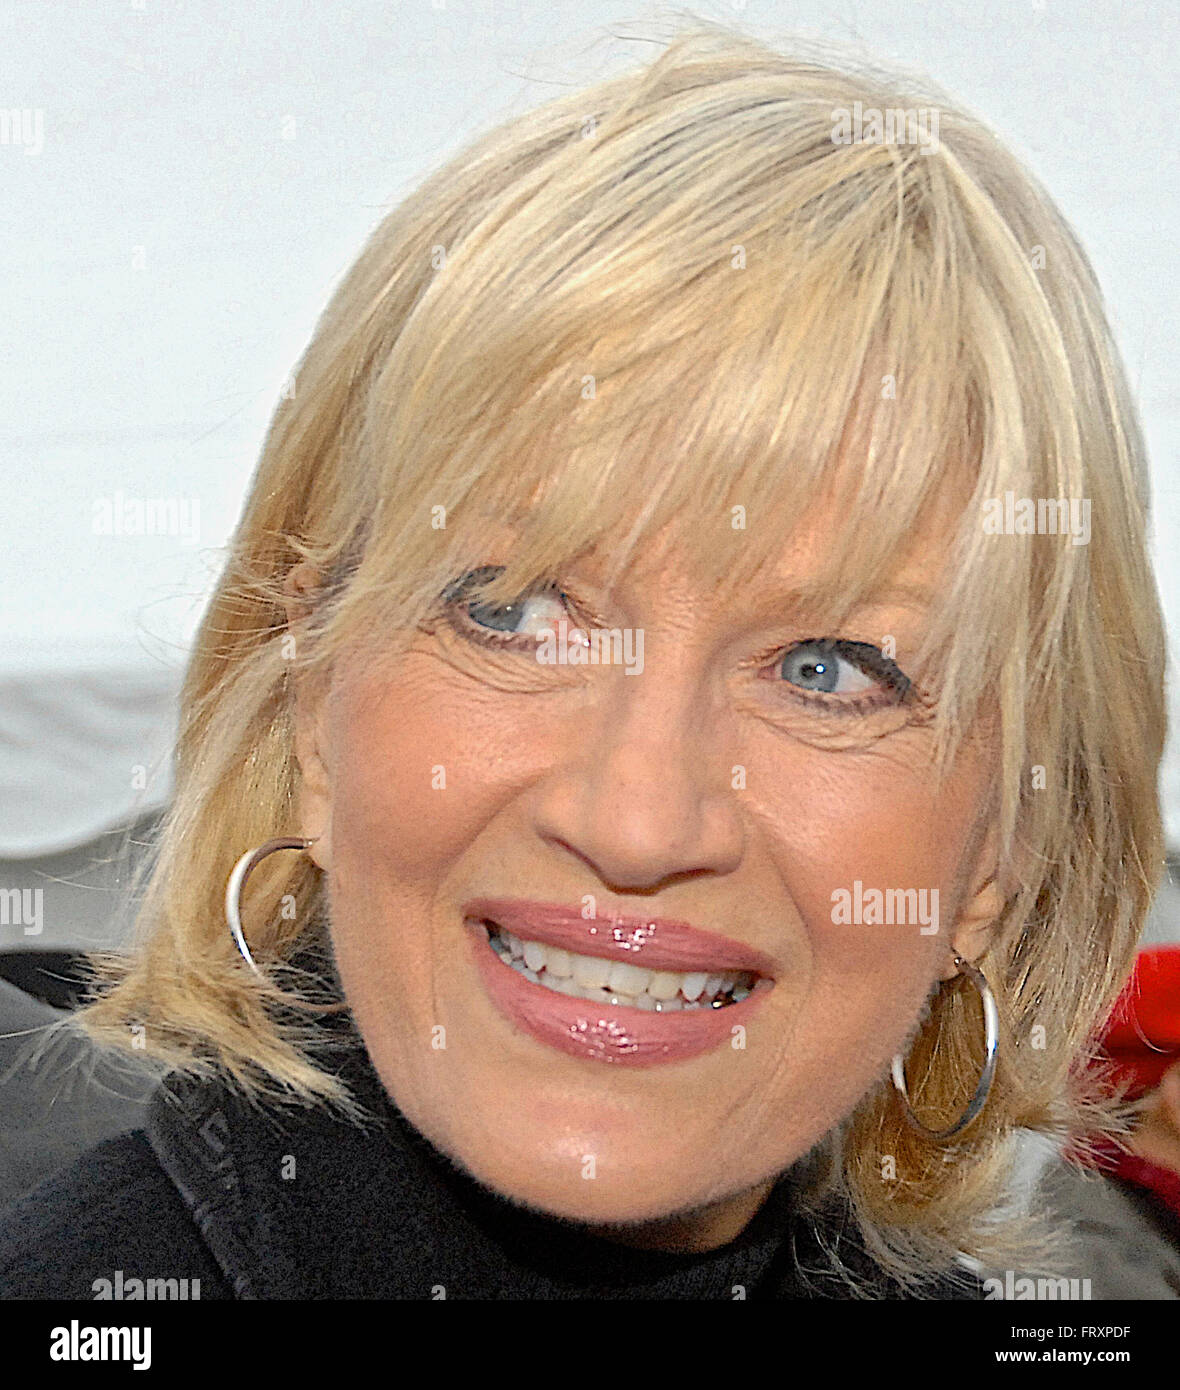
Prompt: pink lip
<box><xmin>461</xmin><ymin>898</ymin><xmax>778</xmax><ymax>978</ymax></box>
<box><xmin>461</xmin><ymin>899</ymin><xmax>776</xmax><ymax>1068</ymax></box>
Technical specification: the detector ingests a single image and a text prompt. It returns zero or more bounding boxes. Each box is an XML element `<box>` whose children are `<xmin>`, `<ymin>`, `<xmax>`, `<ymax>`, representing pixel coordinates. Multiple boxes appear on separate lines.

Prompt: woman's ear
<box><xmin>284</xmin><ymin>560</ymin><xmax>319</xmax><ymax>624</ymax></box>
<box><xmin>284</xmin><ymin>562</ymin><xmax>333</xmax><ymax>872</ymax></box>
<box><xmin>947</xmin><ymin>874</ymin><xmax>1005</xmax><ymax>979</ymax></box>
<box><xmin>943</xmin><ymin>812</ymin><xmax>1007</xmax><ymax>980</ymax></box>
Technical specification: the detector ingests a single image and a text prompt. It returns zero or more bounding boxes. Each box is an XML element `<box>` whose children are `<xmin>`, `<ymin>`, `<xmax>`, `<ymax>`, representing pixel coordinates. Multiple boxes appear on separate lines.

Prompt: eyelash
<box><xmin>743</xmin><ymin>638</ymin><xmax>912</xmax><ymax>717</ymax></box>
<box><xmin>439</xmin><ymin>568</ymin><xmax>594</xmax><ymax>651</ymax></box>
<box><xmin>438</xmin><ymin>569</ymin><xmax>914</xmax><ymax>716</ymax></box>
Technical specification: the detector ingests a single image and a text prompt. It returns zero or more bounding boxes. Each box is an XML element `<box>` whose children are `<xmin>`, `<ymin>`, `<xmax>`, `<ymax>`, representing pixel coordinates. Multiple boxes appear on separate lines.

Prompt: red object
<box><xmin>1100</xmin><ymin>945</ymin><xmax>1180</xmax><ymax>1096</ymax></box>
<box><xmin>1087</xmin><ymin>944</ymin><xmax>1180</xmax><ymax>1221</ymax></box>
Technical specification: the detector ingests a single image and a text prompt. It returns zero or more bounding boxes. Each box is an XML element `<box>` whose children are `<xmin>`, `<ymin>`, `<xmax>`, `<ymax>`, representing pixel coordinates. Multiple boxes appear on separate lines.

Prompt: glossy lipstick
<box><xmin>463</xmin><ymin>899</ymin><xmax>778</xmax><ymax>977</ymax></box>
<box><xmin>463</xmin><ymin>899</ymin><xmax>775</xmax><ymax>1067</ymax></box>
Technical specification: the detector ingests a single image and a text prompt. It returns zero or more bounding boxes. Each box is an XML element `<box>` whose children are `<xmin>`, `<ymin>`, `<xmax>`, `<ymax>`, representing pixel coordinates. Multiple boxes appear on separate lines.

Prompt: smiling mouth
<box><xmin>480</xmin><ymin>920</ymin><xmax>770</xmax><ymax>1012</ymax></box>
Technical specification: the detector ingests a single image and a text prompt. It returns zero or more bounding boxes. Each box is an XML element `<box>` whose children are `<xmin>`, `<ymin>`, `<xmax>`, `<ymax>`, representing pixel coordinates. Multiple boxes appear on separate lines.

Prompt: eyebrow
<box><xmin>737</xmin><ymin>581</ymin><xmax>935</xmax><ymax>620</ymax></box>
<box><xmin>838</xmin><ymin>583</ymin><xmax>933</xmax><ymax>610</ymax></box>
<box><xmin>490</xmin><ymin>538</ymin><xmax>935</xmax><ymax>618</ymax></box>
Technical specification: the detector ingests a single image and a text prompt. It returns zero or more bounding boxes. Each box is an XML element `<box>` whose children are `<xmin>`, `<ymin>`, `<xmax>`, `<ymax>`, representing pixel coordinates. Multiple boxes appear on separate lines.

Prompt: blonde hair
<box><xmin>76</xmin><ymin>19</ymin><xmax>1166</xmax><ymax>1287</ymax></box>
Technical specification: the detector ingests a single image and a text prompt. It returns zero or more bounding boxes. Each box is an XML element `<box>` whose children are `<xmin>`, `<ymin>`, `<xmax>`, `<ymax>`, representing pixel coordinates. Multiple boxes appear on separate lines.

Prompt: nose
<box><xmin>530</xmin><ymin>652</ymin><xmax>746</xmax><ymax>893</ymax></box>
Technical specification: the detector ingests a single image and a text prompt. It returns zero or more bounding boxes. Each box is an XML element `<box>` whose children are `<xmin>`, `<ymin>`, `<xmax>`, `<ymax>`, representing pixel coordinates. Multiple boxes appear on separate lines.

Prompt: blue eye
<box><xmin>776</xmin><ymin>639</ymin><xmax>909</xmax><ymax>700</ymax></box>
<box><xmin>469</xmin><ymin>593</ymin><xmax>528</xmax><ymax>632</ymax></box>
<box><xmin>442</xmin><ymin>566</ymin><xmax>568</xmax><ymax>642</ymax></box>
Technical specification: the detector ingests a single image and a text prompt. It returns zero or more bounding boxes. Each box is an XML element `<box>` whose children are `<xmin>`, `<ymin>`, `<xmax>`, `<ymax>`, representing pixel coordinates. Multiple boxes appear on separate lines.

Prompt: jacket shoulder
<box><xmin>0</xmin><ymin>1128</ymin><xmax>231</xmax><ymax>1299</ymax></box>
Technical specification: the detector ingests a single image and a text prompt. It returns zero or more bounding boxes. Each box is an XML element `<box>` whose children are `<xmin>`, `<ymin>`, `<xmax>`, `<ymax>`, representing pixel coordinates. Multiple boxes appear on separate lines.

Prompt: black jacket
<box><xmin>0</xmin><ymin>1027</ymin><xmax>980</xmax><ymax>1300</ymax></box>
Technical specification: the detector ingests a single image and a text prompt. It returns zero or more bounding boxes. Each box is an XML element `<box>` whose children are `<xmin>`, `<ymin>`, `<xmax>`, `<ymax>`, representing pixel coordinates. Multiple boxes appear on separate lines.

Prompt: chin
<box><xmin>462</xmin><ymin>1144</ymin><xmax>732</xmax><ymax>1226</ymax></box>
<box><xmin>409</xmin><ymin>1097</ymin><xmax>755</xmax><ymax>1226</ymax></box>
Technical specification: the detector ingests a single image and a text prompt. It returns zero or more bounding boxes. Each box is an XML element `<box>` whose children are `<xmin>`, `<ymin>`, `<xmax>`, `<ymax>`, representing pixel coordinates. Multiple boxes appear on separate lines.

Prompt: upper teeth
<box><xmin>486</xmin><ymin>923</ymin><xmax>761</xmax><ymax>1011</ymax></box>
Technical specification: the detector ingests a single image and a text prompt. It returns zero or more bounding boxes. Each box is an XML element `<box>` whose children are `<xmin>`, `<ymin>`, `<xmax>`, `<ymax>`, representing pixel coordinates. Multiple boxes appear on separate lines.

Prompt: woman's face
<box><xmin>294</xmin><ymin>496</ymin><xmax>1000</xmax><ymax>1244</ymax></box>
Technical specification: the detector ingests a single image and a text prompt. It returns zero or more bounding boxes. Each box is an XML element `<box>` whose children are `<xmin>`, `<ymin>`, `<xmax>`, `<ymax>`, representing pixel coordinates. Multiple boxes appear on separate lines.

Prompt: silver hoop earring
<box><xmin>890</xmin><ymin>952</ymin><xmax>999</xmax><ymax>1141</ymax></box>
<box><xmin>225</xmin><ymin>837</ymin><xmax>316</xmax><ymax>975</ymax></box>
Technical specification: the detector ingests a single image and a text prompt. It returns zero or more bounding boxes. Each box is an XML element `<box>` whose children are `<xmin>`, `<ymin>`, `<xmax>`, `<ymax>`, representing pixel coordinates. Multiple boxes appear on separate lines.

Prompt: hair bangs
<box><xmin>344</xmin><ymin>154</ymin><xmax>1010</xmax><ymax>782</ymax></box>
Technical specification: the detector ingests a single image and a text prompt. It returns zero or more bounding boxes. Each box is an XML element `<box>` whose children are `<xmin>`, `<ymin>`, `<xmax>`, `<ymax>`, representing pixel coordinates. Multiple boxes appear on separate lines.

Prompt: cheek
<box><xmin>752</xmin><ymin>734</ymin><xmax>979</xmax><ymax>945</ymax></box>
<box><xmin>320</xmin><ymin>662</ymin><xmax>534</xmax><ymax>1099</ymax></box>
<box><xmin>744</xmin><ymin>738</ymin><xmax>982</xmax><ymax>1093</ymax></box>
<box><xmin>325</xmin><ymin>659</ymin><xmax>530</xmax><ymax>888</ymax></box>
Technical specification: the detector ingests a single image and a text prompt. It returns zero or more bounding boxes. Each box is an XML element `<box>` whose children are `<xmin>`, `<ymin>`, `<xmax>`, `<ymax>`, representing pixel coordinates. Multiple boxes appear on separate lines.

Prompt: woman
<box><xmin>0</xmin><ymin>23</ymin><xmax>1166</xmax><ymax>1299</ymax></box>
